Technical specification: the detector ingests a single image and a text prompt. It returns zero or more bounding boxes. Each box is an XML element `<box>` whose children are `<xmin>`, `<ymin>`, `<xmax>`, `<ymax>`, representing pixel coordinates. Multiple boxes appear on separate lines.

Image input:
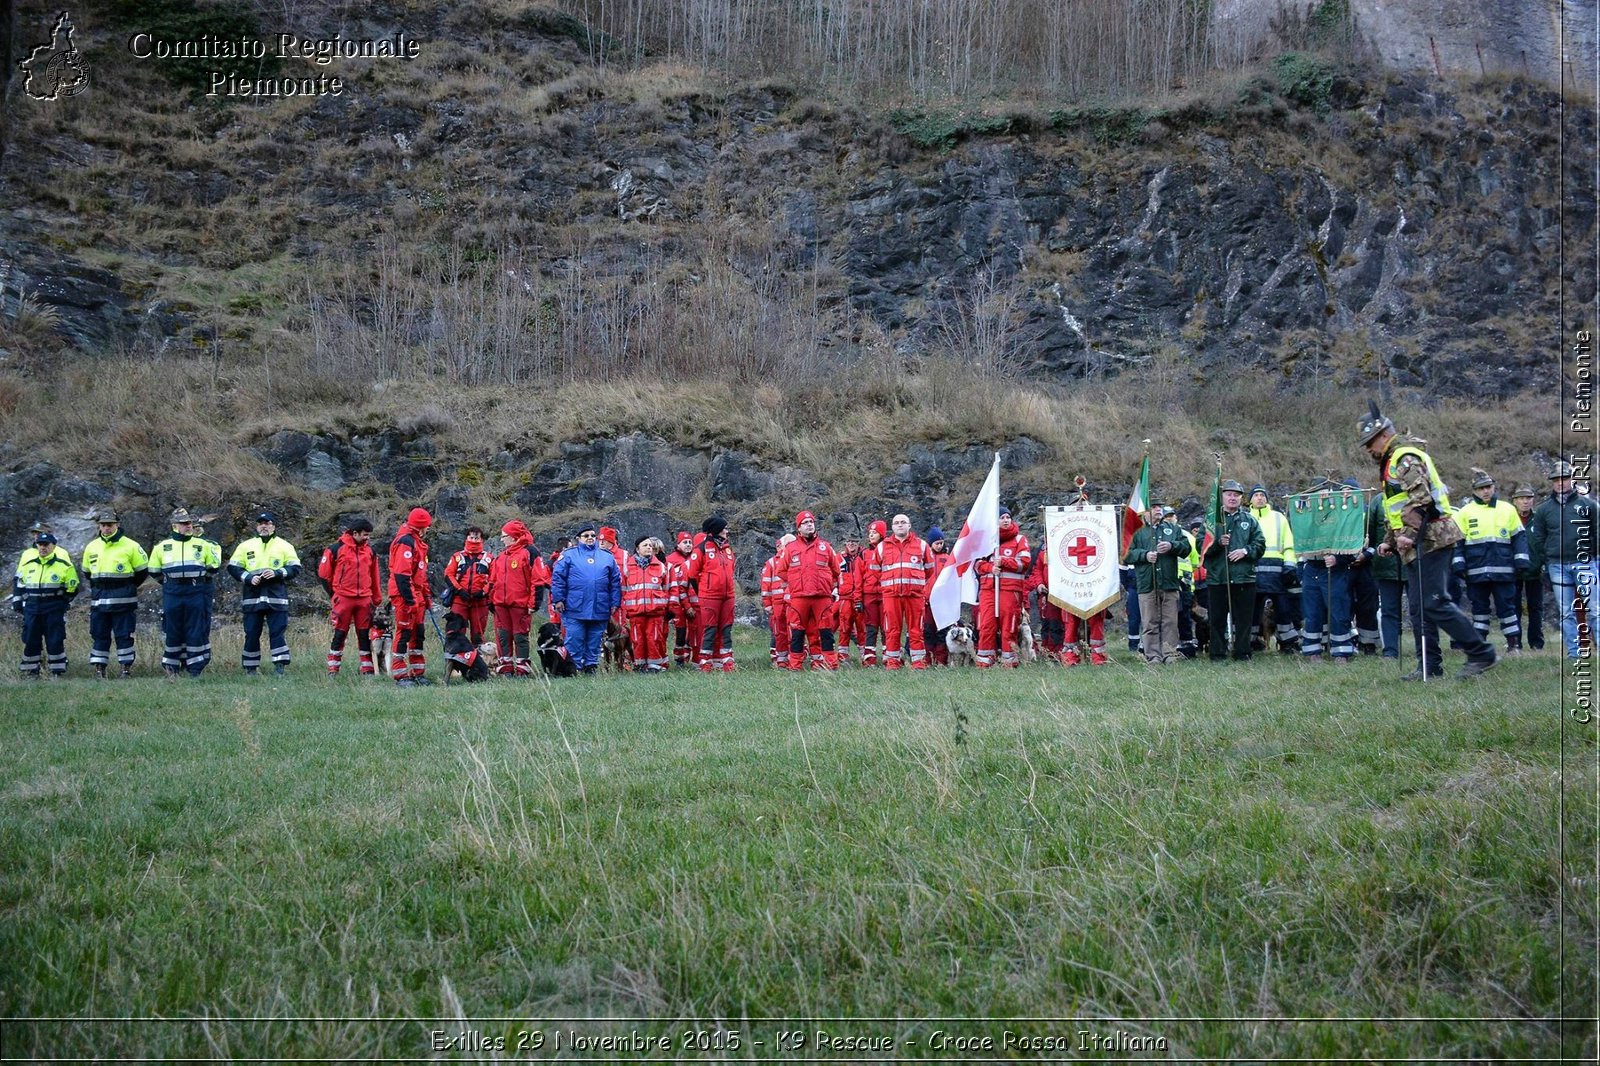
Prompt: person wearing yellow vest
<box><xmin>1177</xmin><ymin>514</ymin><xmax>1202</xmax><ymax>657</ymax></box>
<box><xmin>1247</xmin><ymin>486</ymin><xmax>1302</xmax><ymax>653</ymax></box>
<box><xmin>1359</xmin><ymin>402</ymin><xmax>1496</xmax><ymax>680</ymax></box>
<box><xmin>151</xmin><ymin>507</ymin><xmax>223</xmax><ymax>678</ymax></box>
<box><xmin>12</xmin><ymin>528</ymin><xmax>80</xmax><ymax>678</ymax></box>
<box><xmin>227</xmin><ymin>511</ymin><xmax>303</xmax><ymax>675</ymax></box>
<box><xmin>81</xmin><ymin>508</ymin><xmax>150</xmax><ymax>678</ymax></box>
<box><xmin>1451</xmin><ymin>469</ymin><xmax>1530</xmax><ymax>654</ymax></box>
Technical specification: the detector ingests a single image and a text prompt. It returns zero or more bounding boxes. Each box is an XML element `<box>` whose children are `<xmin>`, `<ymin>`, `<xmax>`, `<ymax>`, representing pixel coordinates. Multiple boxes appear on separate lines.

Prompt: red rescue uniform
<box><xmin>318</xmin><ymin>531</ymin><xmax>382</xmax><ymax>674</ymax></box>
<box><xmin>976</xmin><ymin>527</ymin><xmax>1031</xmax><ymax>667</ymax></box>
<box><xmin>777</xmin><ymin>534</ymin><xmax>842</xmax><ymax>670</ymax></box>
<box><xmin>665</xmin><ymin>547</ymin><xmax>700</xmax><ymax>665</ymax></box>
<box><xmin>835</xmin><ymin>547</ymin><xmax>867</xmax><ymax>659</ymax></box>
<box><xmin>686</xmin><ymin>535</ymin><xmax>737</xmax><ymax>670</ymax></box>
<box><xmin>877</xmin><ymin>534</ymin><xmax>933</xmax><ymax>668</ymax></box>
<box><xmin>444</xmin><ymin>544</ymin><xmax>493</xmax><ymax>643</ymax></box>
<box><xmin>490</xmin><ymin>528</ymin><xmax>538</xmax><ymax>675</ymax></box>
<box><xmin>387</xmin><ymin>517</ymin><xmax>432</xmax><ymax>680</ymax></box>
<box><xmin>622</xmin><ymin>554</ymin><xmax>671</xmax><ymax>670</ymax></box>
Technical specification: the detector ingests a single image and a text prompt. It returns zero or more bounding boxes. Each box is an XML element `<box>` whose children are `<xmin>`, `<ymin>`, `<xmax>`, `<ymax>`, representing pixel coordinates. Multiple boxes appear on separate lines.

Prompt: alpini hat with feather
<box><xmin>1357</xmin><ymin>400</ymin><xmax>1393</xmax><ymax>446</ymax></box>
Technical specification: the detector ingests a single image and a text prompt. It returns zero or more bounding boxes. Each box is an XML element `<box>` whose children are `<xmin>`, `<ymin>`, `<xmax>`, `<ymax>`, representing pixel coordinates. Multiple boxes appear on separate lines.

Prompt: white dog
<box><xmin>1016</xmin><ymin>619</ymin><xmax>1038</xmax><ymax>663</ymax></box>
<box><xmin>945</xmin><ymin>621</ymin><xmax>977</xmax><ymax>667</ymax></box>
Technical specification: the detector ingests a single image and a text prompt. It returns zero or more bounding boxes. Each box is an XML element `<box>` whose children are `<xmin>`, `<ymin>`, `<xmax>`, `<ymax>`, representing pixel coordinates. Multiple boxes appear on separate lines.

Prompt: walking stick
<box><xmin>1214</xmin><ymin>453</ymin><xmax>1235</xmax><ymax>655</ymax></box>
<box><xmin>1415</xmin><ymin>529</ymin><xmax>1428</xmax><ymax>684</ymax></box>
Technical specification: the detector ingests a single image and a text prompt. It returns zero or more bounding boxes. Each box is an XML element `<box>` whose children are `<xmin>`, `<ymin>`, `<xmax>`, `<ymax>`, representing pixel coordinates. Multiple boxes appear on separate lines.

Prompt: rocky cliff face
<box><xmin>5</xmin><ymin>53</ymin><xmax>1587</xmax><ymax>397</ymax></box>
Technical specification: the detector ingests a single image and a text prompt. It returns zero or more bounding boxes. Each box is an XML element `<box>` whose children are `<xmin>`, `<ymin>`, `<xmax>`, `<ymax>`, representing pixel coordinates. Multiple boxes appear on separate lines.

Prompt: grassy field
<box><xmin>0</xmin><ymin>621</ymin><xmax>1593</xmax><ymax>1062</ymax></box>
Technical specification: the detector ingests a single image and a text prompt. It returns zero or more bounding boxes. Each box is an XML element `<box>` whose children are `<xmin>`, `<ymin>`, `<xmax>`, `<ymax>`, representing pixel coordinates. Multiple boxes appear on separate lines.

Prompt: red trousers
<box><xmin>834</xmin><ymin>599</ymin><xmax>865</xmax><ymax>653</ymax></box>
<box><xmin>330</xmin><ymin>595</ymin><xmax>375</xmax><ymax>633</ymax></box>
<box><xmin>882</xmin><ymin>595</ymin><xmax>927</xmax><ymax>666</ymax></box>
<box><xmin>629</xmin><ymin>612</ymin><xmax>668</xmax><ymax>669</ymax></box>
<box><xmin>1064</xmin><ymin>611</ymin><xmax>1106</xmax><ymax>648</ymax></box>
<box><xmin>698</xmin><ymin>595</ymin><xmax>736</xmax><ymax>667</ymax></box>
<box><xmin>767</xmin><ymin>602</ymin><xmax>790</xmax><ymax>663</ymax></box>
<box><xmin>976</xmin><ymin>587</ymin><xmax>1025</xmax><ymax>666</ymax></box>
<box><xmin>493</xmin><ymin>604</ymin><xmax>531</xmax><ymax>636</ymax></box>
<box><xmin>388</xmin><ymin>595</ymin><xmax>427</xmax><ymax>679</ymax></box>
<box><xmin>787</xmin><ymin>595</ymin><xmax>837</xmax><ymax>669</ymax></box>
<box><xmin>674</xmin><ymin>611</ymin><xmax>704</xmax><ymax>664</ymax></box>
<box><xmin>451</xmin><ymin>601</ymin><xmax>489</xmax><ymax>643</ymax></box>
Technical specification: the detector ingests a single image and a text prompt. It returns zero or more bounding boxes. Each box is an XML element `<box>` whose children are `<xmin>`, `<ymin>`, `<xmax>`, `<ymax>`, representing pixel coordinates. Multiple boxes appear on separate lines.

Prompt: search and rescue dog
<box><xmin>945</xmin><ymin>621</ymin><xmax>977</xmax><ymax>667</ymax></box>
<box><xmin>536</xmin><ymin>622</ymin><xmax>577</xmax><ymax>678</ymax></box>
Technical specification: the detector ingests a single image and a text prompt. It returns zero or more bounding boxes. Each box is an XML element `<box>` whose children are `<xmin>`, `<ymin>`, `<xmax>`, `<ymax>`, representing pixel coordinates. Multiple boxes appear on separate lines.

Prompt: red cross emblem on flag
<box><xmin>1066</xmin><ymin>535</ymin><xmax>1098</xmax><ymax>568</ymax></box>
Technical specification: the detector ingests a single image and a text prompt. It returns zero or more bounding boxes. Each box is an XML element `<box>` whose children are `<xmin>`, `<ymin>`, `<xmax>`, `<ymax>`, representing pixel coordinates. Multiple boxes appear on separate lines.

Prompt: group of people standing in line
<box><xmin>11</xmin><ymin>404</ymin><xmax>1595</xmax><ymax>684</ymax></box>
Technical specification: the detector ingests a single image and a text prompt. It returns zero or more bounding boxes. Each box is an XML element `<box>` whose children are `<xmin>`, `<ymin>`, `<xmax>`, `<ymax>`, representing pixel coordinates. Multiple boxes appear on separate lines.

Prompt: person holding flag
<box><xmin>975</xmin><ymin>508</ymin><xmax>1031</xmax><ymax>668</ymax></box>
<box><xmin>928</xmin><ymin>455</ymin><xmax>1001</xmax><ymax>642</ymax></box>
<box><xmin>1124</xmin><ymin>497</ymin><xmax>1191</xmax><ymax>664</ymax></box>
<box><xmin>1056</xmin><ymin>480</ymin><xmax>1120</xmax><ymax>665</ymax></box>
<box><xmin>1204</xmin><ymin>477</ymin><xmax>1266</xmax><ymax>662</ymax></box>
<box><xmin>1120</xmin><ymin>452</ymin><xmax>1151</xmax><ymax>655</ymax></box>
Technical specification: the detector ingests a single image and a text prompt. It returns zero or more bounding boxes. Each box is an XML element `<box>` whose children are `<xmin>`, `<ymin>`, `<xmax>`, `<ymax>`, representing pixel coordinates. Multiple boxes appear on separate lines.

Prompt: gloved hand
<box><xmin>10</xmin><ymin>599</ymin><xmax>22</xmax><ymax>614</ymax></box>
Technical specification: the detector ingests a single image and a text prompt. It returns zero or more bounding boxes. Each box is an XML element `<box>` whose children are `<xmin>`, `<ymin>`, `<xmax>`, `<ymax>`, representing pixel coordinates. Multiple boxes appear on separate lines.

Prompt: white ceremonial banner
<box><xmin>1044</xmin><ymin>504</ymin><xmax>1123</xmax><ymax>619</ymax></box>
<box><xmin>928</xmin><ymin>455</ymin><xmax>1001</xmax><ymax>628</ymax></box>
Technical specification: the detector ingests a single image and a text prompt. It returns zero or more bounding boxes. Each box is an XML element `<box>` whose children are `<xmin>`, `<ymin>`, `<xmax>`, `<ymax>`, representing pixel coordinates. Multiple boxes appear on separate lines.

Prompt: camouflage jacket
<box><xmin>1381</xmin><ymin>443</ymin><xmax>1462</xmax><ymax>563</ymax></box>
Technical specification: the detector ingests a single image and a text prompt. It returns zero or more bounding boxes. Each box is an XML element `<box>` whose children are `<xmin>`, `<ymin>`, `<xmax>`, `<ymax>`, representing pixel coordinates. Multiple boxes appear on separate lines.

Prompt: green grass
<box><xmin>0</xmin><ymin>623</ymin><xmax>1593</xmax><ymax>1061</ymax></box>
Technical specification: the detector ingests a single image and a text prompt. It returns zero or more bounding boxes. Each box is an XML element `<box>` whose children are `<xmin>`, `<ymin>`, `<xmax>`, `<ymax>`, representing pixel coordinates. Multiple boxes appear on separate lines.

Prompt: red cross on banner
<box><xmin>1066</xmin><ymin>536</ymin><xmax>1098</xmax><ymax>567</ymax></box>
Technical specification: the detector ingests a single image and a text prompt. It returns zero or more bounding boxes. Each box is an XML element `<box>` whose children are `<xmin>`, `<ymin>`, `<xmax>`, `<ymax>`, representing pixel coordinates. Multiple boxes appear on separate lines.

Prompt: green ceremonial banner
<box><xmin>1287</xmin><ymin>485</ymin><xmax>1370</xmax><ymax>556</ymax></box>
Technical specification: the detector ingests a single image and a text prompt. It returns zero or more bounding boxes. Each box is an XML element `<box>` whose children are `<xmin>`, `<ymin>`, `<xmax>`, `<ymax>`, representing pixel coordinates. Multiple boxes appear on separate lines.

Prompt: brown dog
<box><xmin>602</xmin><ymin>620</ymin><xmax>632</xmax><ymax>672</ymax></box>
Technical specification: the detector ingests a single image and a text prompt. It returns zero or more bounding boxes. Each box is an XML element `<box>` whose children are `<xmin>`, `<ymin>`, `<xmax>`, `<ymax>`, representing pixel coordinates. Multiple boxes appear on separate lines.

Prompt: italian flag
<box><xmin>1121</xmin><ymin>455</ymin><xmax>1150</xmax><ymax>555</ymax></box>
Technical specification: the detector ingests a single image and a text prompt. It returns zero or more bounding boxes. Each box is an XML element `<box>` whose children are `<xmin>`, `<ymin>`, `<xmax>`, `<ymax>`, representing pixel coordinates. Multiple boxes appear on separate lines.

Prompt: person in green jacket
<box><xmin>1125</xmin><ymin>501</ymin><xmax>1191</xmax><ymax>664</ymax></box>
<box><xmin>1204</xmin><ymin>479</ymin><xmax>1266</xmax><ymax>662</ymax></box>
<box><xmin>1363</xmin><ymin>492</ymin><xmax>1406</xmax><ymax>659</ymax></box>
<box><xmin>1529</xmin><ymin>461</ymin><xmax>1599</xmax><ymax>660</ymax></box>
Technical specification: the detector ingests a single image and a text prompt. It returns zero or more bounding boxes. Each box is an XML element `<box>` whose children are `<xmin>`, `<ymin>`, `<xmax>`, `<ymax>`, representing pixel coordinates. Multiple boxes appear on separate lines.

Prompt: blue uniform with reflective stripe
<box><xmin>13</xmin><ymin>547</ymin><xmax>79</xmax><ymax>676</ymax></box>
<box><xmin>1452</xmin><ymin>495</ymin><xmax>1528</xmax><ymax>646</ymax></box>
<box><xmin>152</xmin><ymin>534</ymin><xmax>221</xmax><ymax>675</ymax></box>
<box><xmin>227</xmin><ymin>535</ymin><xmax>302</xmax><ymax>669</ymax></box>
<box><xmin>82</xmin><ymin>532</ymin><xmax>150</xmax><ymax>667</ymax></box>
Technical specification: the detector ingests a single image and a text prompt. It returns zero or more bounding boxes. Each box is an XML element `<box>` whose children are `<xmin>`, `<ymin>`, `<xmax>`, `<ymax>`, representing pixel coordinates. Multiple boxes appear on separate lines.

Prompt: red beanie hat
<box><xmin>501</xmin><ymin>519</ymin><xmax>531</xmax><ymax>541</ymax></box>
<box><xmin>870</xmin><ymin>519</ymin><xmax>887</xmax><ymax>538</ymax></box>
<box><xmin>408</xmin><ymin>507</ymin><xmax>432</xmax><ymax>530</ymax></box>
<box><xmin>599</xmin><ymin>526</ymin><xmax>619</xmax><ymax>543</ymax></box>
<box><xmin>795</xmin><ymin>510</ymin><xmax>816</xmax><ymax>528</ymax></box>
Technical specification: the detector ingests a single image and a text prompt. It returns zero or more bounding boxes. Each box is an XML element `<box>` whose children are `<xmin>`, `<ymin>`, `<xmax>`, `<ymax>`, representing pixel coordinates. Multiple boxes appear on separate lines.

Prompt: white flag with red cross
<box><xmin>928</xmin><ymin>454</ymin><xmax>1001</xmax><ymax>629</ymax></box>
<box><xmin>1045</xmin><ymin>504</ymin><xmax>1123</xmax><ymax>619</ymax></box>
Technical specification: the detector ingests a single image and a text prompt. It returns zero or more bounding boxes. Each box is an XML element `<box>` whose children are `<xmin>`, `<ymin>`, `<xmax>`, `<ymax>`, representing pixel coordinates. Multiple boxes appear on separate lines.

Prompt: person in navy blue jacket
<box><xmin>550</xmin><ymin>523</ymin><xmax>622</xmax><ymax>674</ymax></box>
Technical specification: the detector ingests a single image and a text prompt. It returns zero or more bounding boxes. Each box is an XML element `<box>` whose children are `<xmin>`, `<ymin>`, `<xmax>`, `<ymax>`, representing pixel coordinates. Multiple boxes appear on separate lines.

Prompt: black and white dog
<box><xmin>443</xmin><ymin>611</ymin><xmax>493</xmax><ymax>683</ymax></box>
<box><xmin>536</xmin><ymin>622</ymin><xmax>577</xmax><ymax>678</ymax></box>
<box><xmin>945</xmin><ymin>621</ymin><xmax>977</xmax><ymax>667</ymax></box>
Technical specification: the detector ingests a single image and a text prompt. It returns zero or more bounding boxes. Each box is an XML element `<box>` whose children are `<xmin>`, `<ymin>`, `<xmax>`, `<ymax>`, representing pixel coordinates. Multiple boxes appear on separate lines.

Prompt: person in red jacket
<box><xmin>387</xmin><ymin>507</ymin><xmax>434</xmax><ymax>686</ymax></box>
<box><xmin>877</xmin><ymin>513</ymin><xmax>934</xmax><ymax>669</ymax></box>
<box><xmin>622</xmin><ymin>536</ymin><xmax>672</xmax><ymax>671</ymax></box>
<box><xmin>664</xmin><ymin>530</ymin><xmax>699</xmax><ymax>666</ymax></box>
<box><xmin>761</xmin><ymin>534</ymin><xmax>795</xmax><ymax>666</ymax></box>
<box><xmin>976</xmin><ymin>507</ymin><xmax>1031</xmax><ymax>668</ymax></box>
<box><xmin>490</xmin><ymin>519</ymin><xmax>539</xmax><ymax>675</ymax></box>
<box><xmin>1027</xmin><ymin>546</ymin><xmax>1066</xmax><ymax>659</ymax></box>
<box><xmin>777</xmin><ymin>511</ymin><xmax>843</xmax><ymax>670</ymax></box>
<box><xmin>443</xmin><ymin>527</ymin><xmax>493</xmax><ymax>645</ymax></box>
<box><xmin>921</xmin><ymin>527</ymin><xmax>953</xmax><ymax>665</ymax></box>
<box><xmin>598</xmin><ymin>526</ymin><xmax>628</xmax><ymax>622</ymax></box>
<box><xmin>860</xmin><ymin>519</ymin><xmax>887</xmax><ymax>665</ymax></box>
<box><xmin>686</xmin><ymin>515</ymin><xmax>737</xmax><ymax>672</ymax></box>
<box><xmin>317</xmin><ymin>516</ymin><xmax>382</xmax><ymax>675</ymax></box>
<box><xmin>834</xmin><ymin>533</ymin><xmax>866</xmax><ymax>664</ymax></box>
